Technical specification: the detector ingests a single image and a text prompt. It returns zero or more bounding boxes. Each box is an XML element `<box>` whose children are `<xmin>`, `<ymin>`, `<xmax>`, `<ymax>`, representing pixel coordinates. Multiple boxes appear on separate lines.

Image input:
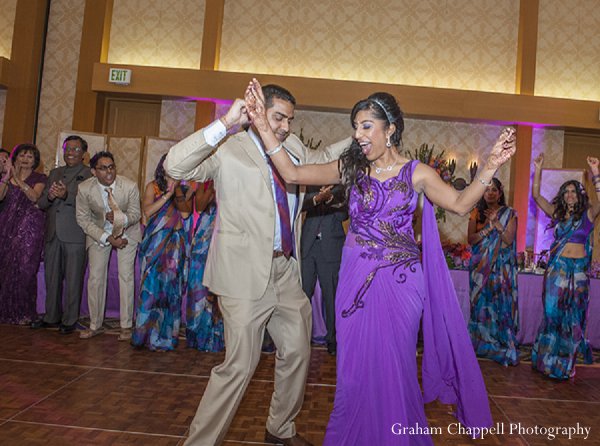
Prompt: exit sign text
<box><xmin>108</xmin><ymin>68</ymin><xmax>132</xmax><ymax>85</ymax></box>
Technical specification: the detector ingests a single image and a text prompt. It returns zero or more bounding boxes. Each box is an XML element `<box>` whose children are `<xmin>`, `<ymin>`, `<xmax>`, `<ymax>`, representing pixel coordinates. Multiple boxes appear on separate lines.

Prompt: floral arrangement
<box><xmin>405</xmin><ymin>143</ymin><xmax>455</xmax><ymax>222</ymax></box>
<box><xmin>441</xmin><ymin>241</ymin><xmax>472</xmax><ymax>269</ymax></box>
<box><xmin>405</xmin><ymin>143</ymin><xmax>454</xmax><ymax>183</ymax></box>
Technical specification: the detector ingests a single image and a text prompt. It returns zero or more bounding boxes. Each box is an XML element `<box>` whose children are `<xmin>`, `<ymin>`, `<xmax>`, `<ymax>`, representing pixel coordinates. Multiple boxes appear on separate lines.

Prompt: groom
<box><xmin>166</xmin><ymin>86</ymin><xmax>350</xmax><ymax>446</ymax></box>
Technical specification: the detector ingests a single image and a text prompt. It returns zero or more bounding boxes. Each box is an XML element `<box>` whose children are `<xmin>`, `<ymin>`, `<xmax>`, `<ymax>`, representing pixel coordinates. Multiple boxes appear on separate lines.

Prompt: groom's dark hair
<box><xmin>263</xmin><ymin>84</ymin><xmax>296</xmax><ymax>109</ymax></box>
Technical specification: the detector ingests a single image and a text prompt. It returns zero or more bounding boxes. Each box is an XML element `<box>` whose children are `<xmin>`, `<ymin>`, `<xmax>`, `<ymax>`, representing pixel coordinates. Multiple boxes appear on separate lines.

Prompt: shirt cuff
<box><xmin>100</xmin><ymin>232</ymin><xmax>111</xmax><ymax>245</ymax></box>
<box><xmin>203</xmin><ymin>119</ymin><xmax>227</xmax><ymax>147</ymax></box>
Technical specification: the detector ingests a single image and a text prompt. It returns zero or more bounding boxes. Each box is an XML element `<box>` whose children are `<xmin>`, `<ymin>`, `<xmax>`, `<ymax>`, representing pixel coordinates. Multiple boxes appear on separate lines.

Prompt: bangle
<box><xmin>161</xmin><ymin>195</ymin><xmax>168</xmax><ymax>201</ymax></box>
<box><xmin>477</xmin><ymin>176</ymin><xmax>493</xmax><ymax>187</ymax></box>
<box><xmin>313</xmin><ymin>196</ymin><xmax>318</xmax><ymax>206</ymax></box>
<box><xmin>478</xmin><ymin>230</ymin><xmax>486</xmax><ymax>238</ymax></box>
<box><xmin>265</xmin><ymin>144</ymin><xmax>283</xmax><ymax>156</ymax></box>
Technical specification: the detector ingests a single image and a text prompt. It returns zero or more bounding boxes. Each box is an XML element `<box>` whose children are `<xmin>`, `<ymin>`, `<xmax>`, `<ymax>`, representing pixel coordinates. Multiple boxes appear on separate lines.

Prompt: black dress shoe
<box><xmin>327</xmin><ymin>343</ymin><xmax>337</xmax><ymax>356</ymax></box>
<box><xmin>31</xmin><ymin>319</ymin><xmax>59</xmax><ymax>329</ymax></box>
<box><xmin>265</xmin><ymin>430</ymin><xmax>313</xmax><ymax>446</ymax></box>
<box><xmin>59</xmin><ymin>324</ymin><xmax>76</xmax><ymax>335</ymax></box>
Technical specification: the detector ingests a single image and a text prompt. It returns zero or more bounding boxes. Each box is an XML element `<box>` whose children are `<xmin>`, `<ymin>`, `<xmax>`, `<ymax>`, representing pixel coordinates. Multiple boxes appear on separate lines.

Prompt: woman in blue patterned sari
<box><xmin>531</xmin><ymin>154</ymin><xmax>599</xmax><ymax>379</ymax></box>
<box><xmin>468</xmin><ymin>178</ymin><xmax>519</xmax><ymax>366</ymax></box>
<box><xmin>132</xmin><ymin>155</ymin><xmax>193</xmax><ymax>351</ymax></box>
<box><xmin>185</xmin><ymin>180</ymin><xmax>224</xmax><ymax>352</ymax></box>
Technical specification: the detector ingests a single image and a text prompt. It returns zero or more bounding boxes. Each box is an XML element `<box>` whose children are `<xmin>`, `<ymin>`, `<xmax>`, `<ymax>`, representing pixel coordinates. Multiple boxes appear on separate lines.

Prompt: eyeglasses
<box><xmin>64</xmin><ymin>146</ymin><xmax>83</xmax><ymax>153</ymax></box>
<box><xmin>95</xmin><ymin>164</ymin><xmax>116</xmax><ymax>172</ymax></box>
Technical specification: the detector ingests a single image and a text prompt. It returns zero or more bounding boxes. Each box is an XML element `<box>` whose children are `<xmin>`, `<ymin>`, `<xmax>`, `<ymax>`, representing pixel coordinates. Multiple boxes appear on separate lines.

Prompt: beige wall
<box><xmin>159</xmin><ymin>100</ymin><xmax>197</xmax><ymax>140</ymax></box>
<box><xmin>219</xmin><ymin>0</ymin><xmax>520</xmax><ymax>94</ymax></box>
<box><xmin>108</xmin><ymin>0</ymin><xmax>205</xmax><ymax>68</ymax></box>
<box><xmin>536</xmin><ymin>0</ymin><xmax>600</xmax><ymax>101</ymax></box>
<box><xmin>0</xmin><ymin>0</ymin><xmax>17</xmax><ymax>59</ymax></box>
<box><xmin>0</xmin><ymin>0</ymin><xmax>17</xmax><ymax>140</ymax></box>
<box><xmin>36</xmin><ymin>0</ymin><xmax>85</xmax><ymax>171</ymax></box>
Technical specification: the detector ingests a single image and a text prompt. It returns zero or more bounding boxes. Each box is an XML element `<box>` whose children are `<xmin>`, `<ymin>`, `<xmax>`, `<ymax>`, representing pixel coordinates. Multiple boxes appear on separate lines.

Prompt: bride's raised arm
<box><xmin>413</xmin><ymin>128</ymin><xmax>516</xmax><ymax>216</ymax></box>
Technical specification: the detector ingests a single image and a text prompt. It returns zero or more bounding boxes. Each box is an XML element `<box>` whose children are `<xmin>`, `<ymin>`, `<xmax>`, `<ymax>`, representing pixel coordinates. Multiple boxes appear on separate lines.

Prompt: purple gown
<box><xmin>324</xmin><ymin>161</ymin><xmax>492</xmax><ymax>445</ymax></box>
<box><xmin>0</xmin><ymin>172</ymin><xmax>47</xmax><ymax>324</ymax></box>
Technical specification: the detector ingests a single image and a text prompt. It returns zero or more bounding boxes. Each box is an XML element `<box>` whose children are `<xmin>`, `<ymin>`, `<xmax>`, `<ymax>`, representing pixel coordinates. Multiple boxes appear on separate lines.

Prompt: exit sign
<box><xmin>108</xmin><ymin>68</ymin><xmax>132</xmax><ymax>85</ymax></box>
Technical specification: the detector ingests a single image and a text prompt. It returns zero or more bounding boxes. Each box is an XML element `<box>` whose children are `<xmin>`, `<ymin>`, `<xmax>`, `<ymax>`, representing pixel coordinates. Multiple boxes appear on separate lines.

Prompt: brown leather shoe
<box><xmin>265</xmin><ymin>430</ymin><xmax>313</xmax><ymax>446</ymax></box>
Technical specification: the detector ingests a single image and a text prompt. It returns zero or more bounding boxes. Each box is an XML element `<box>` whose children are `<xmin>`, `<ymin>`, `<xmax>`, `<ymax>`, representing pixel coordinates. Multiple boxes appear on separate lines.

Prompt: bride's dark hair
<box><xmin>339</xmin><ymin>92</ymin><xmax>405</xmax><ymax>195</ymax></box>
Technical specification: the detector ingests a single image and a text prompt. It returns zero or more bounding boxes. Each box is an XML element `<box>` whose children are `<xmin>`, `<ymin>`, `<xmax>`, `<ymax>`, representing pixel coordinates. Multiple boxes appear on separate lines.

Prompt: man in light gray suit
<box><xmin>166</xmin><ymin>86</ymin><xmax>350</xmax><ymax>446</ymax></box>
<box><xmin>32</xmin><ymin>135</ymin><xmax>92</xmax><ymax>334</ymax></box>
<box><xmin>76</xmin><ymin>151</ymin><xmax>141</xmax><ymax>341</ymax></box>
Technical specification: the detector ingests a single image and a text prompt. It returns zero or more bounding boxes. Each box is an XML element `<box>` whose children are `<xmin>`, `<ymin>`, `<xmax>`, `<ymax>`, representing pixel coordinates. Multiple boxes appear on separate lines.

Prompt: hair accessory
<box><xmin>371</xmin><ymin>98</ymin><xmax>394</xmax><ymax>125</ymax></box>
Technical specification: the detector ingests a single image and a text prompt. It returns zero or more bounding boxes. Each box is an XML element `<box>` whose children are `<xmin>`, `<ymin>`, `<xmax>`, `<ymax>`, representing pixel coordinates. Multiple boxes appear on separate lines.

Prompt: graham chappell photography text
<box><xmin>390</xmin><ymin>422</ymin><xmax>592</xmax><ymax>441</ymax></box>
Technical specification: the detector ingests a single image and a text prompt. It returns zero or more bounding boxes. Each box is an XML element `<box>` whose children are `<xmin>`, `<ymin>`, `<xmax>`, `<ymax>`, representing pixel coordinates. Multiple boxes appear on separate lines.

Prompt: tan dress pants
<box><xmin>184</xmin><ymin>256</ymin><xmax>312</xmax><ymax>446</ymax></box>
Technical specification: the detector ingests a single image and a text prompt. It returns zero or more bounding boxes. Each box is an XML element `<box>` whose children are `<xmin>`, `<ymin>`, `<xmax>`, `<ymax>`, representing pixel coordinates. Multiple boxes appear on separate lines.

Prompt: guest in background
<box><xmin>0</xmin><ymin>144</ymin><xmax>47</xmax><ymax>324</ymax></box>
<box><xmin>531</xmin><ymin>154</ymin><xmax>598</xmax><ymax>379</ymax></box>
<box><xmin>76</xmin><ymin>151</ymin><xmax>141</xmax><ymax>341</ymax></box>
<box><xmin>32</xmin><ymin>135</ymin><xmax>92</xmax><ymax>334</ymax></box>
<box><xmin>132</xmin><ymin>154</ymin><xmax>193</xmax><ymax>351</ymax></box>
<box><xmin>300</xmin><ymin>184</ymin><xmax>347</xmax><ymax>356</ymax></box>
<box><xmin>467</xmin><ymin>178</ymin><xmax>519</xmax><ymax>366</ymax></box>
<box><xmin>185</xmin><ymin>180</ymin><xmax>225</xmax><ymax>352</ymax></box>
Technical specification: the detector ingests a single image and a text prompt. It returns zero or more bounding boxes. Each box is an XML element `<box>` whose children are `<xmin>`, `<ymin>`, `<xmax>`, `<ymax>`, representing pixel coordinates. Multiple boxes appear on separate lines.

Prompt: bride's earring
<box><xmin>386</xmin><ymin>136</ymin><xmax>392</xmax><ymax>148</ymax></box>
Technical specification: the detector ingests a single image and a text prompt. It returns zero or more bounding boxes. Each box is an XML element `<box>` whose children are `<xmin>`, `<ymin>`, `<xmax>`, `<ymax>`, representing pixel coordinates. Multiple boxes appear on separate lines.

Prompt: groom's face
<box><xmin>266</xmin><ymin>98</ymin><xmax>295</xmax><ymax>143</ymax></box>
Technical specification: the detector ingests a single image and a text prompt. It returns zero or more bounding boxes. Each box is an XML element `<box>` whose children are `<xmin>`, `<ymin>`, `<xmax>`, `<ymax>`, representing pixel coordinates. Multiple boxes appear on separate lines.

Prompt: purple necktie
<box><xmin>268</xmin><ymin>158</ymin><xmax>293</xmax><ymax>258</ymax></box>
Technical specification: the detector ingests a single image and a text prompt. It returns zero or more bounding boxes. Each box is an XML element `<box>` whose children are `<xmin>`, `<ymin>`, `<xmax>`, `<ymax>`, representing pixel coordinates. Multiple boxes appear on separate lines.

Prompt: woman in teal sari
<box><xmin>132</xmin><ymin>154</ymin><xmax>193</xmax><ymax>351</ymax></box>
<box><xmin>185</xmin><ymin>180</ymin><xmax>224</xmax><ymax>352</ymax></box>
<box><xmin>468</xmin><ymin>178</ymin><xmax>519</xmax><ymax>366</ymax></box>
<box><xmin>531</xmin><ymin>154</ymin><xmax>599</xmax><ymax>379</ymax></box>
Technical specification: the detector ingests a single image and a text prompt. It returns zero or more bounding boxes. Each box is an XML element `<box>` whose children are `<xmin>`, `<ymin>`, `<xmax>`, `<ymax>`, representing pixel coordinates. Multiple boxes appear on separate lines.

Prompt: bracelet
<box><xmin>161</xmin><ymin>195</ymin><xmax>168</xmax><ymax>201</ymax></box>
<box><xmin>312</xmin><ymin>196</ymin><xmax>319</xmax><ymax>206</ymax></box>
<box><xmin>265</xmin><ymin>144</ymin><xmax>283</xmax><ymax>156</ymax></box>
<box><xmin>477</xmin><ymin>176</ymin><xmax>493</xmax><ymax>187</ymax></box>
<box><xmin>478</xmin><ymin>230</ymin><xmax>486</xmax><ymax>238</ymax></box>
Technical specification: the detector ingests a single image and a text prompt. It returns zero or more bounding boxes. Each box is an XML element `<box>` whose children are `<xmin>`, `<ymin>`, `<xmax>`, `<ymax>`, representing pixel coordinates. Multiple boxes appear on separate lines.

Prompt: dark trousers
<box><xmin>43</xmin><ymin>237</ymin><xmax>87</xmax><ymax>326</ymax></box>
<box><xmin>301</xmin><ymin>240</ymin><xmax>340</xmax><ymax>348</ymax></box>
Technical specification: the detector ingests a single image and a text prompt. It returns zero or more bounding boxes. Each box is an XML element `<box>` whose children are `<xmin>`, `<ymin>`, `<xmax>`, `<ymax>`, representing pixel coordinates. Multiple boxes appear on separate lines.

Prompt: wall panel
<box><xmin>219</xmin><ymin>0</ymin><xmax>519</xmax><ymax>93</ymax></box>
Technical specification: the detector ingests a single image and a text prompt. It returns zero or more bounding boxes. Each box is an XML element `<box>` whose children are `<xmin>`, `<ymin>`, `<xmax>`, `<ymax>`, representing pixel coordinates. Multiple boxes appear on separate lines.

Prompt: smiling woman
<box><xmin>0</xmin><ymin>143</ymin><xmax>47</xmax><ymax>325</ymax></box>
<box><xmin>246</xmin><ymin>78</ymin><xmax>517</xmax><ymax>445</ymax></box>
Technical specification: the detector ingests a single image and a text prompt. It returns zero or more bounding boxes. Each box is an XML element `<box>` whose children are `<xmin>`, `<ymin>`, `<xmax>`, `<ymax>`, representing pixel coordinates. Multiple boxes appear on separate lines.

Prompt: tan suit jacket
<box><xmin>166</xmin><ymin>129</ymin><xmax>350</xmax><ymax>300</ymax></box>
<box><xmin>75</xmin><ymin>175</ymin><xmax>142</xmax><ymax>248</ymax></box>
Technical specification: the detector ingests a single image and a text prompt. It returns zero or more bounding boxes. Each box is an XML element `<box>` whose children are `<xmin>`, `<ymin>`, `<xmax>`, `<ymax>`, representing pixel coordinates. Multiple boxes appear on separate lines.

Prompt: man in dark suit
<box><xmin>301</xmin><ymin>184</ymin><xmax>347</xmax><ymax>356</ymax></box>
<box><xmin>32</xmin><ymin>135</ymin><xmax>92</xmax><ymax>334</ymax></box>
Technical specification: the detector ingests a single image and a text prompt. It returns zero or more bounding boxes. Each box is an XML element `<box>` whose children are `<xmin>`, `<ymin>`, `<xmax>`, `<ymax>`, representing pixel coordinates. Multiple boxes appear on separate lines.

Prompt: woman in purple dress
<box><xmin>0</xmin><ymin>144</ymin><xmax>47</xmax><ymax>324</ymax></box>
<box><xmin>246</xmin><ymin>80</ymin><xmax>516</xmax><ymax>445</ymax></box>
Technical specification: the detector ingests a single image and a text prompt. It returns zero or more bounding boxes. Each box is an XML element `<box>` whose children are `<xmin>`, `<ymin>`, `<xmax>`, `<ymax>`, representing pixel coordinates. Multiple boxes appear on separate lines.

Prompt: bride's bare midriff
<box><xmin>561</xmin><ymin>242</ymin><xmax>587</xmax><ymax>259</ymax></box>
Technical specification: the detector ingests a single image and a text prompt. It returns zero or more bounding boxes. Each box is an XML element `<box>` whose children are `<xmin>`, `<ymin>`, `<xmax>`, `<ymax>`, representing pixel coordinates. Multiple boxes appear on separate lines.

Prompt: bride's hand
<box><xmin>244</xmin><ymin>79</ymin><xmax>269</xmax><ymax>133</ymax></box>
<box><xmin>485</xmin><ymin>127</ymin><xmax>516</xmax><ymax>170</ymax></box>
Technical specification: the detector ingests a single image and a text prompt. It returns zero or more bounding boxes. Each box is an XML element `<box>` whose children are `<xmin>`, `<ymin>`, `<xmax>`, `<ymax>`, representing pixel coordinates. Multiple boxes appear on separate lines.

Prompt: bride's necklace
<box><xmin>371</xmin><ymin>159</ymin><xmax>398</xmax><ymax>174</ymax></box>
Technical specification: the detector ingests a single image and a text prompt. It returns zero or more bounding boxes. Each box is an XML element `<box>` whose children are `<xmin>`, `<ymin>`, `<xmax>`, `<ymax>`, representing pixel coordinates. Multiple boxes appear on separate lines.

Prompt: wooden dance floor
<box><xmin>1</xmin><ymin>324</ymin><xmax>599</xmax><ymax>445</ymax></box>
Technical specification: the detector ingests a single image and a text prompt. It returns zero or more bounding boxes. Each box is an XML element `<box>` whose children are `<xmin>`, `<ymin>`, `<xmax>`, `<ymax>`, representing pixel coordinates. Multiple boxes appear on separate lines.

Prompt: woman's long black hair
<box><xmin>475</xmin><ymin>178</ymin><xmax>506</xmax><ymax>224</ymax></box>
<box><xmin>154</xmin><ymin>154</ymin><xmax>168</xmax><ymax>193</ymax></box>
<box><xmin>339</xmin><ymin>92</ymin><xmax>405</xmax><ymax>195</ymax></box>
<box><xmin>550</xmin><ymin>180</ymin><xmax>588</xmax><ymax>225</ymax></box>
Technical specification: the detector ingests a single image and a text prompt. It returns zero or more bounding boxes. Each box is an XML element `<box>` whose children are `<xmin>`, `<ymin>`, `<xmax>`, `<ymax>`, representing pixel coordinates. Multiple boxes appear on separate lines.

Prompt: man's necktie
<box><xmin>105</xmin><ymin>187</ymin><xmax>126</xmax><ymax>238</ymax></box>
<box><xmin>268</xmin><ymin>159</ymin><xmax>293</xmax><ymax>258</ymax></box>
